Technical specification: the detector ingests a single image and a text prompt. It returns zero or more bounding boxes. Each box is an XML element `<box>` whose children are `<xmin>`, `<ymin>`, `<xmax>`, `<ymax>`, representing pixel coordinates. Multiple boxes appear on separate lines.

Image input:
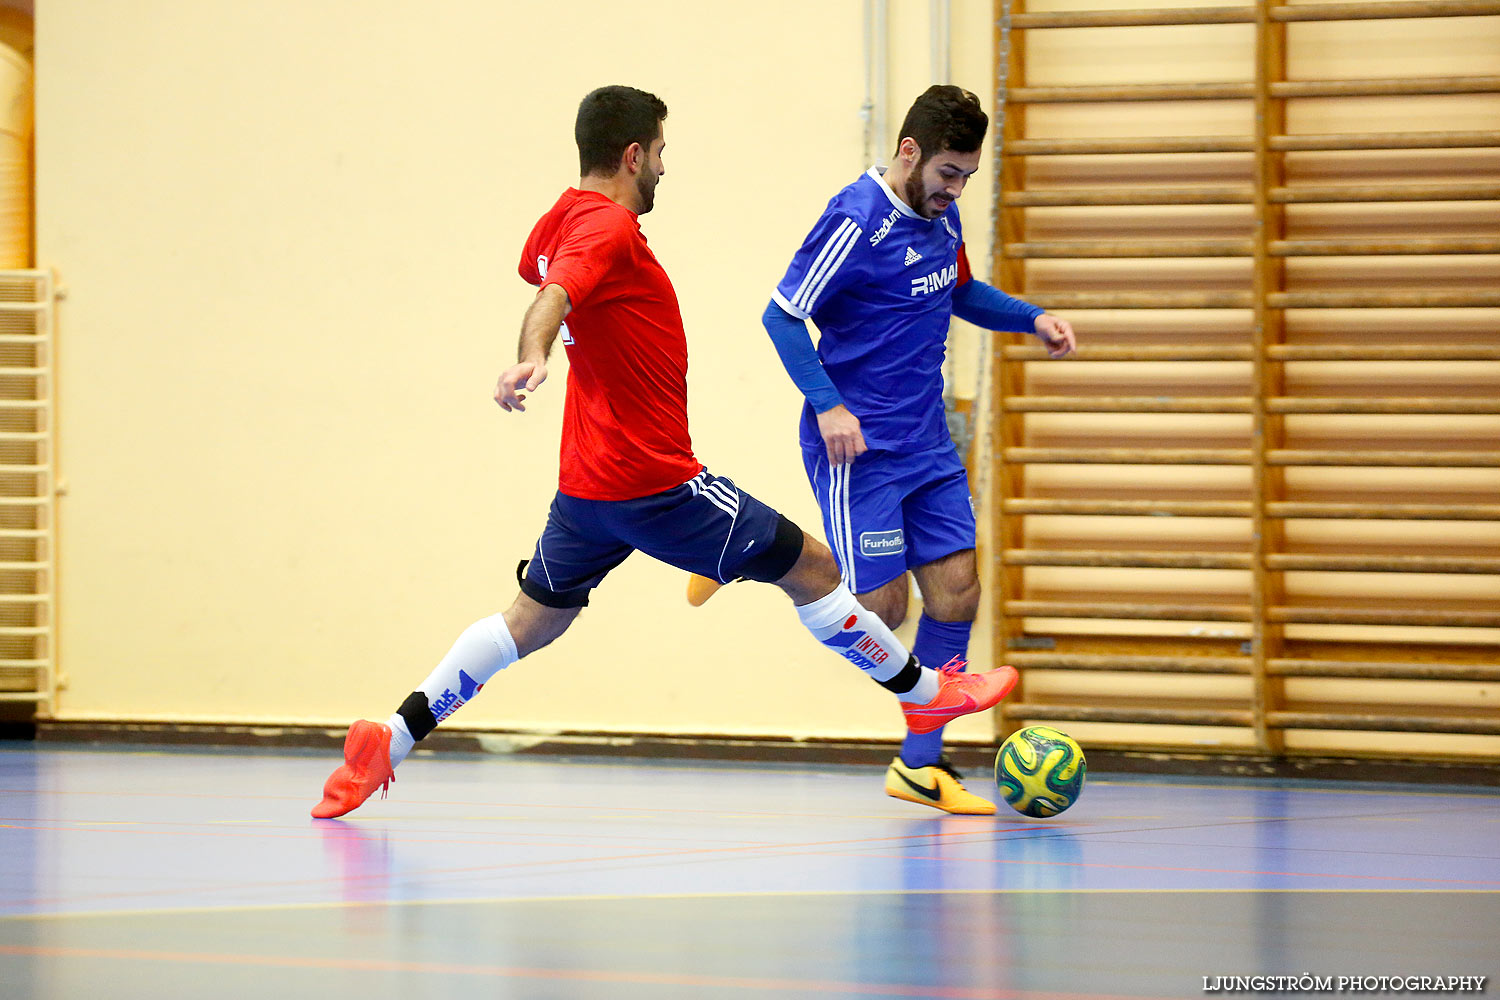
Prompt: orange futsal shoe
<box><xmin>900</xmin><ymin>657</ymin><xmax>1020</xmax><ymax>735</ymax></box>
<box><xmin>311</xmin><ymin>720</ymin><xmax>396</xmax><ymax>819</ymax></box>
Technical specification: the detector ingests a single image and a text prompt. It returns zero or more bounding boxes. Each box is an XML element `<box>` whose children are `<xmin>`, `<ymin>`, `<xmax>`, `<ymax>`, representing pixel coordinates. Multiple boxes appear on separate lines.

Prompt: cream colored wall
<box><xmin>36</xmin><ymin>0</ymin><xmax>1003</xmax><ymax>741</ymax></box>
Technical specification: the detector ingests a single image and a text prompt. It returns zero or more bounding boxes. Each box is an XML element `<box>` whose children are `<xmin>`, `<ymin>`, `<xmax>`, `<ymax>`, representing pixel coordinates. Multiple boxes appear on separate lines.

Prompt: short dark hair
<box><xmin>895</xmin><ymin>85</ymin><xmax>988</xmax><ymax>161</ymax></box>
<box><xmin>575</xmin><ymin>86</ymin><xmax>668</xmax><ymax>177</ymax></box>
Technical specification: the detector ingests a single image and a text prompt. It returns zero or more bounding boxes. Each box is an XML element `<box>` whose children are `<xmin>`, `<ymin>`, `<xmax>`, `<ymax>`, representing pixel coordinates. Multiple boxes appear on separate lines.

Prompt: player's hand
<box><xmin>817</xmin><ymin>404</ymin><xmax>867</xmax><ymax>466</ymax></box>
<box><xmin>1034</xmin><ymin>314</ymin><xmax>1076</xmax><ymax>358</ymax></box>
<box><xmin>495</xmin><ymin>360</ymin><xmax>548</xmax><ymax>412</ymax></box>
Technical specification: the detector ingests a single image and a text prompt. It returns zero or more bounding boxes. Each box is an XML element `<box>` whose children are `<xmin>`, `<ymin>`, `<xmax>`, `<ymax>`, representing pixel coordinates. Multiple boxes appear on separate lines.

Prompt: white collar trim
<box><xmin>866</xmin><ymin>166</ymin><xmax>922</xmax><ymax>219</ymax></box>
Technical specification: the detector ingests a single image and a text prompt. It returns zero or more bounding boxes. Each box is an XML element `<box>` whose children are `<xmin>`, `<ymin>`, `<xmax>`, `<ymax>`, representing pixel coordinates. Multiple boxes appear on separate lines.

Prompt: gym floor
<box><xmin>2</xmin><ymin>744</ymin><xmax>1497</xmax><ymax>999</ymax></box>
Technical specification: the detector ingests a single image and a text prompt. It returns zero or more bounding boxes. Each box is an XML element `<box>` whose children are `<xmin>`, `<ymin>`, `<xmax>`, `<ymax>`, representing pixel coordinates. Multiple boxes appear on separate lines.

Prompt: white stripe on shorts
<box><xmin>703</xmin><ymin>481</ymin><xmax>741</xmax><ymax>515</ymax></box>
<box><xmin>826</xmin><ymin>460</ymin><xmax>856</xmax><ymax>593</ymax></box>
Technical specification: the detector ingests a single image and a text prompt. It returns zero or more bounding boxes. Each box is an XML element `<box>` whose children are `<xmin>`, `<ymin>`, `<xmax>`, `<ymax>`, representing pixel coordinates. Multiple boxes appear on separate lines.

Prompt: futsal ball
<box><xmin>994</xmin><ymin>726</ymin><xmax>1086</xmax><ymax>817</ymax></box>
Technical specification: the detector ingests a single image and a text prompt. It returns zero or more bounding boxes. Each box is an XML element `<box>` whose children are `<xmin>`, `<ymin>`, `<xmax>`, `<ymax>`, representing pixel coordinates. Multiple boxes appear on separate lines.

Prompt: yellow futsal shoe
<box><xmin>686</xmin><ymin>573</ymin><xmax>726</xmax><ymax>607</ymax></box>
<box><xmin>884</xmin><ymin>755</ymin><xmax>997</xmax><ymax>815</ymax></box>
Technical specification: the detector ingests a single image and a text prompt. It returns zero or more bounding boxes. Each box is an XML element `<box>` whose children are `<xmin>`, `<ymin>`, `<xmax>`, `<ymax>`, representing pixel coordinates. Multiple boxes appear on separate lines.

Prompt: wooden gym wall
<box><xmin>988</xmin><ymin>0</ymin><xmax>1500</xmax><ymax>760</ymax></box>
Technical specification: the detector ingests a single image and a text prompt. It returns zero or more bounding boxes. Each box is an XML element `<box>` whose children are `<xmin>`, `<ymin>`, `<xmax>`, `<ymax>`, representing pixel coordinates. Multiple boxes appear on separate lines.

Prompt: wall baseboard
<box><xmin>13</xmin><ymin>720</ymin><xmax>1499</xmax><ymax>787</ymax></box>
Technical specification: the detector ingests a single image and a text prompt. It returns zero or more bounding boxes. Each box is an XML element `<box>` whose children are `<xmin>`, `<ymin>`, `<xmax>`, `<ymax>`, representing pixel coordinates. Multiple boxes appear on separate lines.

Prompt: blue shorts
<box><xmin>522</xmin><ymin>468</ymin><xmax>794</xmax><ymax>608</ymax></box>
<box><xmin>801</xmin><ymin>443</ymin><xmax>976</xmax><ymax>594</ymax></box>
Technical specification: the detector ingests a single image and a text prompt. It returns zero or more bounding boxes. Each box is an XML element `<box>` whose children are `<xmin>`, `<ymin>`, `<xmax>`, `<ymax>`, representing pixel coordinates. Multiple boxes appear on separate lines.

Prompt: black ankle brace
<box><xmin>397</xmin><ymin>691</ymin><xmax>436</xmax><ymax>741</ymax></box>
<box><xmin>876</xmin><ymin>655</ymin><xmax>923</xmax><ymax>696</ymax></box>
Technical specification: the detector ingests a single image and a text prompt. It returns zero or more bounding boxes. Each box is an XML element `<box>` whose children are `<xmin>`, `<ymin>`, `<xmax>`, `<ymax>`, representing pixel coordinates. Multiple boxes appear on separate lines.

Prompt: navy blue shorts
<box><xmin>521</xmin><ymin>469</ymin><xmax>794</xmax><ymax>608</ymax></box>
<box><xmin>801</xmin><ymin>443</ymin><xmax>977</xmax><ymax>594</ymax></box>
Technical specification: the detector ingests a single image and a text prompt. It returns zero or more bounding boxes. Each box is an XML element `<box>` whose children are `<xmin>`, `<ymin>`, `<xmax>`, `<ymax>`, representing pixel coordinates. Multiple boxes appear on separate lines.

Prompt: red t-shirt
<box><xmin>518</xmin><ymin>189</ymin><xmax>701</xmax><ymax>501</ymax></box>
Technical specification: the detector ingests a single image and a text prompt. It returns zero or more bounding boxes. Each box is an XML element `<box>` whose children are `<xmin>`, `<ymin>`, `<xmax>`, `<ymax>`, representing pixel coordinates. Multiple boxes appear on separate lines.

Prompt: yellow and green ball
<box><xmin>994</xmin><ymin>726</ymin><xmax>1086</xmax><ymax>817</ymax></box>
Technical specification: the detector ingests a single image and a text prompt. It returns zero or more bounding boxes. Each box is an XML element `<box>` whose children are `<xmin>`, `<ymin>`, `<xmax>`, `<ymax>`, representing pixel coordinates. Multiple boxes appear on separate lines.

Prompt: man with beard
<box><xmin>311</xmin><ymin>85</ymin><xmax>1022</xmax><ymax>819</ymax></box>
<box><xmin>754</xmin><ymin>85</ymin><xmax>1076</xmax><ymax>814</ymax></box>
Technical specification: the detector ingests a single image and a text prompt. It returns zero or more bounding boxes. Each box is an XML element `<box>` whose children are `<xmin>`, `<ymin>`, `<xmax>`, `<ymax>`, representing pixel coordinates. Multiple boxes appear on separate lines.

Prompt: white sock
<box><xmin>386</xmin><ymin>713</ymin><xmax>415</xmax><ymax>768</ymax></box>
<box><xmin>796</xmin><ymin>584</ymin><xmax>934</xmax><ymax>696</ymax></box>
<box><xmin>388</xmin><ymin>611</ymin><xmax>519</xmax><ymax>767</ymax></box>
<box><xmin>900</xmin><ymin>668</ymin><xmax>940</xmax><ymax>706</ymax></box>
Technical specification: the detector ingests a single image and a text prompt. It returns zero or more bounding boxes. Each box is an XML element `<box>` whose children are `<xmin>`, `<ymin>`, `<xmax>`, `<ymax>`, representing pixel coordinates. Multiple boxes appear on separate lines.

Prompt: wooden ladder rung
<box><xmin>1008</xmin><ymin>653</ymin><xmax>1253</xmax><ymax>674</ymax></box>
<box><xmin>1004</xmin><ymin>548</ymin><xmax>1253</xmax><ymax>569</ymax></box>
<box><xmin>1002</xmin><ymin>345</ymin><xmax>1254</xmax><ymax>361</ymax></box>
<box><xmin>1004</xmin><ymin>498</ymin><xmax>1253</xmax><ymax>517</ymax></box>
<box><xmin>1010</xmin><ymin>6</ymin><xmax>1256</xmax><ymax>29</ymax></box>
<box><xmin>1267</xmin><ymin>450</ymin><xmax>1500</xmax><ymax>468</ymax></box>
<box><xmin>1266</xmin><ymin>397</ymin><xmax>1500</xmax><ymax>414</ymax></box>
<box><xmin>1270</xmin><ymin>182</ymin><xmax>1500</xmax><ymax>203</ymax></box>
<box><xmin>1269</xmin><ymin>291</ymin><xmax>1500</xmax><ymax>308</ymax></box>
<box><xmin>1005</xmin><ymin>448</ymin><xmax>1253</xmax><ymax>465</ymax></box>
<box><xmin>1270</xmin><ymin>1</ymin><xmax>1500</xmax><ymax>23</ymax></box>
<box><xmin>1006</xmin><ymin>600</ymin><xmax>1254</xmax><ymax>622</ymax></box>
<box><xmin>0</xmin><ymin>626</ymin><xmax>49</xmax><ymax>636</ymax></box>
<box><xmin>1002</xmin><ymin>702</ymin><xmax>1255</xmax><ymax>727</ymax></box>
<box><xmin>1266</xmin><ymin>502</ymin><xmax>1500</xmax><ymax>520</ymax></box>
<box><xmin>1024</xmin><ymin>291</ymin><xmax>1256</xmax><ymax>309</ymax></box>
<box><xmin>0</xmin><ymin>658</ymin><xmax>49</xmax><ymax>668</ymax></box>
<box><xmin>1270</xmin><ymin>129</ymin><xmax>1500</xmax><ymax>151</ymax></box>
<box><xmin>1004</xmin><ymin>396</ymin><xmax>1253</xmax><ymax>413</ymax></box>
<box><xmin>1007</xmin><ymin>83</ymin><xmax>1254</xmax><ymax>103</ymax></box>
<box><xmin>1004</xmin><ymin>239</ymin><xmax>1253</xmax><ymax>258</ymax></box>
<box><xmin>1269</xmin><ymin>345</ymin><xmax>1500</xmax><ymax>361</ymax></box>
<box><xmin>1270</xmin><ymin>238</ymin><xmax>1500</xmax><ymax>255</ymax></box>
<box><xmin>1271</xmin><ymin>76</ymin><xmax>1500</xmax><ymax>97</ymax></box>
<box><xmin>1003</xmin><ymin>185</ymin><xmax>1254</xmax><ymax>206</ymax></box>
<box><xmin>1265</xmin><ymin>711</ymin><xmax>1500</xmax><ymax>736</ymax></box>
<box><xmin>1268</xmin><ymin>659</ymin><xmax>1500</xmax><ymax>681</ymax></box>
<box><xmin>1269</xmin><ymin>606</ymin><xmax>1500</xmax><ymax>627</ymax></box>
<box><xmin>1266</xmin><ymin>553</ymin><xmax>1500</xmax><ymax>574</ymax></box>
<box><xmin>1004</xmin><ymin>135</ymin><xmax>1254</xmax><ymax>155</ymax></box>
<box><xmin>0</xmin><ymin>691</ymin><xmax>48</xmax><ymax>703</ymax></box>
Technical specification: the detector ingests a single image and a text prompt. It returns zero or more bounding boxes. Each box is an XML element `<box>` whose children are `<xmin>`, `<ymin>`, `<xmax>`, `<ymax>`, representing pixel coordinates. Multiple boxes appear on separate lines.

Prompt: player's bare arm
<box><xmin>816</xmin><ymin>403</ymin><xmax>868</xmax><ymax>466</ymax></box>
<box><xmin>496</xmin><ymin>284</ymin><xmax>572</xmax><ymax>412</ymax></box>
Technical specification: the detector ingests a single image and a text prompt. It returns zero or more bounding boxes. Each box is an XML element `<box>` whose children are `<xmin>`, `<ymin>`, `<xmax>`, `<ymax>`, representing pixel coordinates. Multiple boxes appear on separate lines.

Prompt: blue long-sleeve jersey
<box><xmin>768</xmin><ymin>167</ymin><xmax>1042</xmax><ymax>453</ymax></box>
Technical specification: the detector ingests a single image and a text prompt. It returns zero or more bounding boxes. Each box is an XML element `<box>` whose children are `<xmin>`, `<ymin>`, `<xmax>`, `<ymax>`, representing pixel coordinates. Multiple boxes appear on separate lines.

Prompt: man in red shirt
<box><xmin>312</xmin><ymin>86</ymin><xmax>1020</xmax><ymax>819</ymax></box>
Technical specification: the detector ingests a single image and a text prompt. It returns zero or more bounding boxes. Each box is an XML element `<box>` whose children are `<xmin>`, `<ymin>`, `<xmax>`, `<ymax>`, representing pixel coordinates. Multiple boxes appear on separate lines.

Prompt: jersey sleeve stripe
<box><xmin>799</xmin><ymin>222</ymin><xmax>861</xmax><ymax>314</ymax></box>
<box><xmin>771</xmin><ymin>288</ymin><xmax>810</xmax><ymax>320</ymax></box>
<box><xmin>790</xmin><ymin>218</ymin><xmax>858</xmax><ymax>311</ymax></box>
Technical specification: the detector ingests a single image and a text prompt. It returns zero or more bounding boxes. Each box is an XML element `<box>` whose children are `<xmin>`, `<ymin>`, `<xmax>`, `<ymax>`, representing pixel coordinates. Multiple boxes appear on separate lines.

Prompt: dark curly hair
<box><xmin>896</xmin><ymin>85</ymin><xmax>988</xmax><ymax>163</ymax></box>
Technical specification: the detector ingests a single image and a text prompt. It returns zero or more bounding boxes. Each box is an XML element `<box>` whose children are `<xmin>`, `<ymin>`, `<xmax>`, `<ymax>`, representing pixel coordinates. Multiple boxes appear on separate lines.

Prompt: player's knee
<box><xmin>859</xmin><ymin>587</ymin><xmax>908</xmax><ymax>629</ymax></box>
<box><xmin>504</xmin><ymin>588</ymin><xmax>582</xmax><ymax>657</ymax></box>
<box><xmin>924</xmin><ymin>577</ymin><xmax>980</xmax><ymax>622</ymax></box>
<box><xmin>772</xmin><ymin>532</ymin><xmax>843</xmax><ymax>603</ymax></box>
<box><xmin>737</xmin><ymin>514</ymin><xmax>806</xmax><ymax>583</ymax></box>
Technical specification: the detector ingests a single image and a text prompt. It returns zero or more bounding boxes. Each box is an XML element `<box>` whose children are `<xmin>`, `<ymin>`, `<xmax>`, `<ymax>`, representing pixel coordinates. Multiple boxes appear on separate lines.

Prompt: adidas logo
<box><xmin>903</xmin><ymin>247</ymin><xmax>923</xmax><ymax>266</ymax></box>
